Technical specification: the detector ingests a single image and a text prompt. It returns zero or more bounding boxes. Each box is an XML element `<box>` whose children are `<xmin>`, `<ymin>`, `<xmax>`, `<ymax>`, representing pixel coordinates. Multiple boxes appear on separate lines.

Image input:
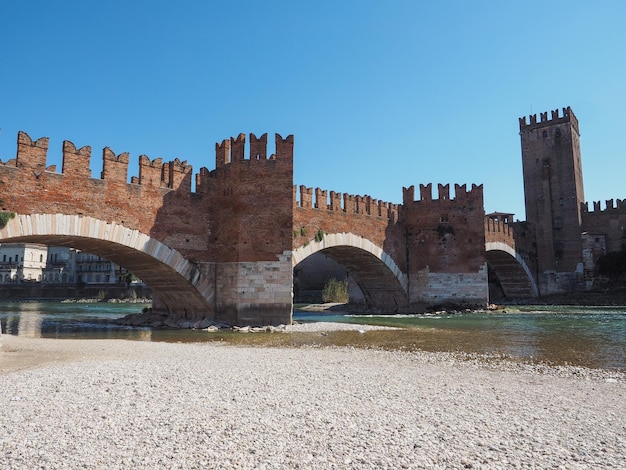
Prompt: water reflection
<box><xmin>0</xmin><ymin>302</ymin><xmax>152</xmax><ymax>341</ymax></box>
<box><xmin>0</xmin><ymin>302</ymin><xmax>625</xmax><ymax>371</ymax></box>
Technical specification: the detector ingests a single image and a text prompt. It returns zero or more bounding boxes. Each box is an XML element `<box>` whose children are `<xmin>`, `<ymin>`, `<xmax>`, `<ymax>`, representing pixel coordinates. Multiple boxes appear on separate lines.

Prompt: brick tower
<box><xmin>519</xmin><ymin>106</ymin><xmax>585</xmax><ymax>294</ymax></box>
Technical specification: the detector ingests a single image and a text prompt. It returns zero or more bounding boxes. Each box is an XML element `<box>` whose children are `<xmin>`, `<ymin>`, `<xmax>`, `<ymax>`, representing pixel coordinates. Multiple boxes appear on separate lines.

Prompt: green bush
<box><xmin>0</xmin><ymin>211</ymin><xmax>15</xmax><ymax>229</ymax></box>
<box><xmin>322</xmin><ymin>278</ymin><xmax>349</xmax><ymax>303</ymax></box>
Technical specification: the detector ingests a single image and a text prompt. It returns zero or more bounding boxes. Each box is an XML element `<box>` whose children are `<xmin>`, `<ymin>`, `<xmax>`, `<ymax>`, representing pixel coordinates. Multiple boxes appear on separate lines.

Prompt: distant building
<box><xmin>0</xmin><ymin>243</ymin><xmax>47</xmax><ymax>283</ymax></box>
<box><xmin>43</xmin><ymin>246</ymin><xmax>75</xmax><ymax>284</ymax></box>
<box><xmin>75</xmin><ymin>251</ymin><xmax>133</xmax><ymax>284</ymax></box>
<box><xmin>0</xmin><ymin>244</ymin><xmax>137</xmax><ymax>285</ymax></box>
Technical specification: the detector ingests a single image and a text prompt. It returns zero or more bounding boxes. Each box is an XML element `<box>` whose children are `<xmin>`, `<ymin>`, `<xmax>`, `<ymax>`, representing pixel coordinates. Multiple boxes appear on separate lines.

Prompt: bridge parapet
<box><xmin>294</xmin><ymin>185</ymin><xmax>398</xmax><ymax>221</ymax></box>
<box><xmin>403</xmin><ymin>183</ymin><xmax>484</xmax><ymax>203</ymax></box>
<box><xmin>1</xmin><ymin>131</ymin><xmax>194</xmax><ymax>192</ymax></box>
<box><xmin>582</xmin><ymin>199</ymin><xmax>626</xmax><ymax>213</ymax></box>
<box><xmin>484</xmin><ymin>216</ymin><xmax>515</xmax><ymax>248</ymax></box>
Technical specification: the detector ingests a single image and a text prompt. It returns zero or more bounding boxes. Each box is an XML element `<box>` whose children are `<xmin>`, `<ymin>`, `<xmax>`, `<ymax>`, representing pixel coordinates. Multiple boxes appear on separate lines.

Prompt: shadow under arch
<box><xmin>0</xmin><ymin>214</ymin><xmax>214</xmax><ymax>318</ymax></box>
<box><xmin>292</xmin><ymin>233</ymin><xmax>409</xmax><ymax>312</ymax></box>
<box><xmin>485</xmin><ymin>241</ymin><xmax>538</xmax><ymax>299</ymax></box>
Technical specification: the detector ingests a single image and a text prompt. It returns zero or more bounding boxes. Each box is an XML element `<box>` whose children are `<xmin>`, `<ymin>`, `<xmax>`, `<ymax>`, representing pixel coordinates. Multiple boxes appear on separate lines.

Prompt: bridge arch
<box><xmin>485</xmin><ymin>241</ymin><xmax>538</xmax><ymax>299</ymax></box>
<box><xmin>292</xmin><ymin>233</ymin><xmax>409</xmax><ymax>311</ymax></box>
<box><xmin>0</xmin><ymin>214</ymin><xmax>214</xmax><ymax>318</ymax></box>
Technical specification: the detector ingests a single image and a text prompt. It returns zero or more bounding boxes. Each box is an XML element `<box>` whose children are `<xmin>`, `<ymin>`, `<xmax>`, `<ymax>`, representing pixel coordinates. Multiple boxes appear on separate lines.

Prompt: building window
<box><xmin>542</xmin><ymin>130</ymin><xmax>547</xmax><ymax>138</ymax></box>
<box><xmin>554</xmin><ymin>241</ymin><xmax>564</xmax><ymax>259</ymax></box>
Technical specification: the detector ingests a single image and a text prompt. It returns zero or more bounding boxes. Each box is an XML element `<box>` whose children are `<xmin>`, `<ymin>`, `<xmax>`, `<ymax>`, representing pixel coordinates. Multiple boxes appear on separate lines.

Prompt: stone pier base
<box><xmin>212</xmin><ymin>252</ymin><xmax>294</xmax><ymax>326</ymax></box>
<box><xmin>409</xmin><ymin>264</ymin><xmax>489</xmax><ymax>309</ymax></box>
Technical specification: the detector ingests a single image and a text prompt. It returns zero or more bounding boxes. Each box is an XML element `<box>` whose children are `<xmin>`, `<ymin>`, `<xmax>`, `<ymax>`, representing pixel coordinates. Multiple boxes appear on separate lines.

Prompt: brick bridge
<box><xmin>0</xmin><ymin>131</ymin><xmax>537</xmax><ymax>325</ymax></box>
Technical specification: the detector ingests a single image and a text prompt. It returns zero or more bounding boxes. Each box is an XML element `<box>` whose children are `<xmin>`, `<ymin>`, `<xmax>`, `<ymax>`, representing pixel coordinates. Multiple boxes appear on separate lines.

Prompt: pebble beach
<box><xmin>1</xmin><ymin>329</ymin><xmax>625</xmax><ymax>469</ymax></box>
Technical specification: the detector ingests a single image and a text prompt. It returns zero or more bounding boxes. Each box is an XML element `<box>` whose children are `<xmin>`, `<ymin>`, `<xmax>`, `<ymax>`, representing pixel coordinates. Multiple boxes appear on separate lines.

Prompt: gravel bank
<box><xmin>285</xmin><ymin>321</ymin><xmax>399</xmax><ymax>332</ymax></box>
<box><xmin>1</xmin><ymin>335</ymin><xmax>625</xmax><ymax>469</ymax></box>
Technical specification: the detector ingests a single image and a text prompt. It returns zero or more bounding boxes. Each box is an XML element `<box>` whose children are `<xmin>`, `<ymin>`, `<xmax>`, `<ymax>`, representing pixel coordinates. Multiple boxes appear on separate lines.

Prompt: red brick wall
<box><xmin>293</xmin><ymin>185</ymin><xmax>404</xmax><ymax>269</ymax></box>
<box><xmin>402</xmin><ymin>184</ymin><xmax>486</xmax><ymax>274</ymax></box>
<box><xmin>0</xmin><ymin>132</ymin><xmax>211</xmax><ymax>263</ymax></box>
<box><xmin>209</xmin><ymin>133</ymin><xmax>294</xmax><ymax>263</ymax></box>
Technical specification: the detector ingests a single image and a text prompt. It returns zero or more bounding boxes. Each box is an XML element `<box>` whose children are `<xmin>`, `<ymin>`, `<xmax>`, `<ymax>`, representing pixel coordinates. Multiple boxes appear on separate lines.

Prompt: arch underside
<box><xmin>318</xmin><ymin>247</ymin><xmax>408</xmax><ymax>312</ymax></box>
<box><xmin>293</xmin><ymin>234</ymin><xmax>409</xmax><ymax>312</ymax></box>
<box><xmin>0</xmin><ymin>215</ymin><xmax>213</xmax><ymax>319</ymax></box>
<box><xmin>485</xmin><ymin>243</ymin><xmax>538</xmax><ymax>299</ymax></box>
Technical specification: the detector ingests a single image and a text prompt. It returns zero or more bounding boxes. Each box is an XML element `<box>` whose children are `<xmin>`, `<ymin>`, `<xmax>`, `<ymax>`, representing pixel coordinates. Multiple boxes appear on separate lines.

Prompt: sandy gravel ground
<box><xmin>1</xmin><ymin>333</ymin><xmax>625</xmax><ymax>469</ymax></box>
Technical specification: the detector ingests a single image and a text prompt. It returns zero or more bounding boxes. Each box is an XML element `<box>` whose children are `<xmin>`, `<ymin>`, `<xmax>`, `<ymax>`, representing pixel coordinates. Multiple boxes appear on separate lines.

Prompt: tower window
<box><xmin>542</xmin><ymin>130</ymin><xmax>547</xmax><ymax>138</ymax></box>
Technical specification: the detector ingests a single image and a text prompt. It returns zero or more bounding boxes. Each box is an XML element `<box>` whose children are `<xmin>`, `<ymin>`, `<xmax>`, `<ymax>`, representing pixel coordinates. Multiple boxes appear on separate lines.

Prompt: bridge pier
<box><xmin>196</xmin><ymin>254</ymin><xmax>293</xmax><ymax>326</ymax></box>
<box><xmin>408</xmin><ymin>265</ymin><xmax>489</xmax><ymax>310</ymax></box>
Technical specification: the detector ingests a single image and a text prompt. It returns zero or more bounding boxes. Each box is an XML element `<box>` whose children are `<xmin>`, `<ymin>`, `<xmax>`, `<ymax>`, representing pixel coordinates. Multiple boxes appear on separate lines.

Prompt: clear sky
<box><xmin>1</xmin><ymin>1</ymin><xmax>624</xmax><ymax>221</ymax></box>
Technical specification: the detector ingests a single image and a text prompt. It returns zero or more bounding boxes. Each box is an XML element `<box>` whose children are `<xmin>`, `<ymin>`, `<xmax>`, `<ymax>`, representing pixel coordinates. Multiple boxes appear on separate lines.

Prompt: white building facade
<box><xmin>0</xmin><ymin>243</ymin><xmax>47</xmax><ymax>283</ymax></box>
<box><xmin>0</xmin><ymin>244</ymin><xmax>133</xmax><ymax>285</ymax></box>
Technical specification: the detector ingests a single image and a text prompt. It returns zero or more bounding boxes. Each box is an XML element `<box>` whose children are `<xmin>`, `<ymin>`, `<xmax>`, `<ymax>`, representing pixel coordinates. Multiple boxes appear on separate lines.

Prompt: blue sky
<box><xmin>1</xmin><ymin>1</ymin><xmax>624</xmax><ymax>221</ymax></box>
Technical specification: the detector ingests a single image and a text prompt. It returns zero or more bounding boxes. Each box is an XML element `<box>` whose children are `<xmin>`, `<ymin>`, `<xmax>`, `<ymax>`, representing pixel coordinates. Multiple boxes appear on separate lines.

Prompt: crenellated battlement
<box><xmin>484</xmin><ymin>216</ymin><xmax>514</xmax><ymax>237</ymax></box>
<box><xmin>101</xmin><ymin>147</ymin><xmax>129</xmax><ymax>183</ymax></box>
<box><xmin>138</xmin><ymin>155</ymin><xmax>166</xmax><ymax>188</ymax></box>
<box><xmin>15</xmin><ymin>131</ymin><xmax>49</xmax><ymax>173</ymax></box>
<box><xmin>294</xmin><ymin>184</ymin><xmax>399</xmax><ymax>220</ymax></box>
<box><xmin>62</xmin><ymin>140</ymin><xmax>92</xmax><ymax>179</ymax></box>
<box><xmin>165</xmin><ymin>158</ymin><xmax>193</xmax><ymax>191</ymax></box>
<box><xmin>402</xmin><ymin>183</ymin><xmax>483</xmax><ymax>204</ymax></box>
<box><xmin>519</xmin><ymin>106</ymin><xmax>579</xmax><ymax>134</ymax></box>
<box><xmin>3</xmin><ymin>130</ymin><xmax>298</xmax><ymax>201</ymax></box>
<box><xmin>581</xmin><ymin>199</ymin><xmax>626</xmax><ymax>213</ymax></box>
<box><xmin>8</xmin><ymin>131</ymin><xmax>199</xmax><ymax>191</ymax></box>
<box><xmin>215</xmin><ymin>133</ymin><xmax>294</xmax><ymax>168</ymax></box>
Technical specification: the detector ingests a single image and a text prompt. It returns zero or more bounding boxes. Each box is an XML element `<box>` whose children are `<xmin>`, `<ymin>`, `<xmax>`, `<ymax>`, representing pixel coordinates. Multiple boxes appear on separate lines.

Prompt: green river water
<box><xmin>1</xmin><ymin>302</ymin><xmax>625</xmax><ymax>372</ymax></box>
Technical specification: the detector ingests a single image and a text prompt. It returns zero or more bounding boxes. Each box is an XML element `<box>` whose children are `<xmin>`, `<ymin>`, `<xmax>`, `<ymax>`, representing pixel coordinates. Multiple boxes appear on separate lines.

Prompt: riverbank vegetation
<box><xmin>321</xmin><ymin>278</ymin><xmax>349</xmax><ymax>303</ymax></box>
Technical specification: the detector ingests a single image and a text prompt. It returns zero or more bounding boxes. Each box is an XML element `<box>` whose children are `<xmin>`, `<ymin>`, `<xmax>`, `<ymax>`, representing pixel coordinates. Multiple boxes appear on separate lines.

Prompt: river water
<box><xmin>1</xmin><ymin>302</ymin><xmax>625</xmax><ymax>372</ymax></box>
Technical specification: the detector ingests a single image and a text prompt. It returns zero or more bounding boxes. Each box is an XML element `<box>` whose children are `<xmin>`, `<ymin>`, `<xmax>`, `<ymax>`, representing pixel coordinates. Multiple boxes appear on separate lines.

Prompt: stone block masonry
<box><xmin>214</xmin><ymin>253</ymin><xmax>294</xmax><ymax>326</ymax></box>
<box><xmin>411</xmin><ymin>265</ymin><xmax>489</xmax><ymax>308</ymax></box>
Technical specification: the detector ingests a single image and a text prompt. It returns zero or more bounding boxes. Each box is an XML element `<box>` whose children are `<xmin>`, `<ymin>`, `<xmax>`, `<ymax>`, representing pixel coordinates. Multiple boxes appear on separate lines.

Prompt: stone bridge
<box><xmin>0</xmin><ymin>131</ymin><xmax>537</xmax><ymax>326</ymax></box>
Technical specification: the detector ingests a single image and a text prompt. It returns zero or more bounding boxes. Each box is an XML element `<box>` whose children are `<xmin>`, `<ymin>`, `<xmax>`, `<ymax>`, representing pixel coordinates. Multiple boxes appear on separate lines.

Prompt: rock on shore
<box><xmin>0</xmin><ymin>336</ymin><xmax>624</xmax><ymax>468</ymax></box>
